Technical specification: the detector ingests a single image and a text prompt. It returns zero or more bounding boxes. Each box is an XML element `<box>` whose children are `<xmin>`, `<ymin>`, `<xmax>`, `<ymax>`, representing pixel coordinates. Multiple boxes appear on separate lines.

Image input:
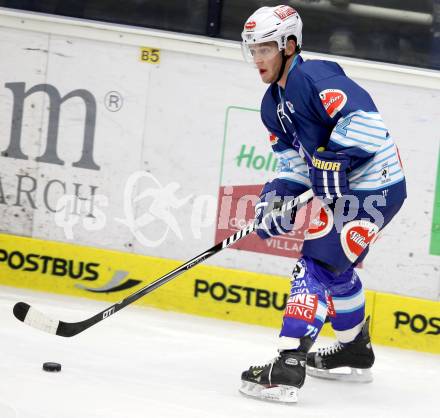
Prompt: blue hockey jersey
<box><xmin>261</xmin><ymin>55</ymin><xmax>406</xmax><ymax>202</ymax></box>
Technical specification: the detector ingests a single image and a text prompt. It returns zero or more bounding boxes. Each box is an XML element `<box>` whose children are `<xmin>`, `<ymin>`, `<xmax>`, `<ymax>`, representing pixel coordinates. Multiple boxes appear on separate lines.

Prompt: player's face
<box><xmin>250</xmin><ymin>42</ymin><xmax>281</xmax><ymax>84</ymax></box>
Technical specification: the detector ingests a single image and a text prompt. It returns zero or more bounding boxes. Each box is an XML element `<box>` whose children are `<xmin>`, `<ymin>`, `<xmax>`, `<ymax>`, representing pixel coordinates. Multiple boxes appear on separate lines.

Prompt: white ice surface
<box><xmin>0</xmin><ymin>285</ymin><xmax>438</xmax><ymax>418</ymax></box>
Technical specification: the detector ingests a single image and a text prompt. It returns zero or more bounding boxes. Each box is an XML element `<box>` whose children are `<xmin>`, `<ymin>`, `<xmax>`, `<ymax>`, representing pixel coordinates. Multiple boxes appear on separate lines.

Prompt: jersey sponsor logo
<box><xmin>284</xmin><ymin>293</ymin><xmax>318</xmax><ymax>322</ymax></box>
<box><xmin>291</xmin><ymin>261</ymin><xmax>308</xmax><ymax>295</ymax></box>
<box><xmin>269</xmin><ymin>133</ymin><xmax>278</xmax><ymax>145</ymax></box>
<box><xmin>380</xmin><ymin>162</ymin><xmax>390</xmax><ymax>184</ymax></box>
<box><xmin>244</xmin><ymin>20</ymin><xmax>256</xmax><ymax>30</ymax></box>
<box><xmin>326</xmin><ymin>295</ymin><xmax>336</xmax><ymax>318</ymax></box>
<box><xmin>286</xmin><ymin>101</ymin><xmax>295</xmax><ymax>113</ymax></box>
<box><xmin>304</xmin><ymin>205</ymin><xmax>334</xmax><ymax>240</ymax></box>
<box><xmin>273</xmin><ymin>5</ymin><xmax>296</xmax><ymax>21</ymax></box>
<box><xmin>290</xmin><ymin>279</ymin><xmax>308</xmax><ymax>296</ymax></box>
<box><xmin>319</xmin><ymin>89</ymin><xmax>347</xmax><ymax>118</ymax></box>
<box><xmin>340</xmin><ymin>220</ymin><xmax>379</xmax><ymax>262</ymax></box>
<box><xmin>292</xmin><ymin>259</ymin><xmax>306</xmax><ymax>280</ymax></box>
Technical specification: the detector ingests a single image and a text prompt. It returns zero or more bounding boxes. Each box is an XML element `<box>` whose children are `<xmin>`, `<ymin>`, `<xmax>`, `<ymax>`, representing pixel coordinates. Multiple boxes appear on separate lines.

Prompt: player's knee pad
<box><xmin>326</xmin><ymin>268</ymin><xmax>366</xmax><ymax>343</ymax></box>
<box><xmin>279</xmin><ymin>257</ymin><xmax>328</xmax><ymax>342</ymax></box>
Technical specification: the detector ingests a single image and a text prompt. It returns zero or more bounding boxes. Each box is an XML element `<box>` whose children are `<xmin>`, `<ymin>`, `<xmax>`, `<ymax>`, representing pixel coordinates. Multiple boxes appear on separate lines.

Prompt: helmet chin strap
<box><xmin>275</xmin><ymin>50</ymin><xmax>294</xmax><ymax>84</ymax></box>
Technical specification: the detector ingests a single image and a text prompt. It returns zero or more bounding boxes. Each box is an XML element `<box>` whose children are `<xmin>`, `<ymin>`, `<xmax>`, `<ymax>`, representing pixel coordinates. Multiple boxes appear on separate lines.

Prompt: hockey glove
<box><xmin>254</xmin><ymin>179</ymin><xmax>300</xmax><ymax>240</ymax></box>
<box><xmin>311</xmin><ymin>148</ymin><xmax>351</xmax><ymax>199</ymax></box>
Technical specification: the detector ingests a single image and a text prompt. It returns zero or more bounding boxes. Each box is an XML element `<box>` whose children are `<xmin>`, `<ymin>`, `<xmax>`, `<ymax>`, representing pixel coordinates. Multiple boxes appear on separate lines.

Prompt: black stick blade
<box><xmin>56</xmin><ymin>320</ymin><xmax>87</xmax><ymax>338</ymax></box>
<box><xmin>13</xmin><ymin>302</ymin><xmax>60</xmax><ymax>335</ymax></box>
<box><xmin>13</xmin><ymin>302</ymin><xmax>30</xmax><ymax>321</ymax></box>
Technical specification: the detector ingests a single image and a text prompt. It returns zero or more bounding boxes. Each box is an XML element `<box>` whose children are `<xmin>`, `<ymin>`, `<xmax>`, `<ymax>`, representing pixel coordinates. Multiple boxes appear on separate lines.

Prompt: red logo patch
<box><xmin>341</xmin><ymin>220</ymin><xmax>379</xmax><ymax>263</ymax></box>
<box><xmin>273</xmin><ymin>6</ymin><xmax>296</xmax><ymax>21</ymax></box>
<box><xmin>244</xmin><ymin>21</ymin><xmax>256</xmax><ymax>30</ymax></box>
<box><xmin>269</xmin><ymin>133</ymin><xmax>278</xmax><ymax>145</ymax></box>
<box><xmin>304</xmin><ymin>205</ymin><xmax>334</xmax><ymax>240</ymax></box>
<box><xmin>319</xmin><ymin>89</ymin><xmax>347</xmax><ymax>118</ymax></box>
<box><xmin>284</xmin><ymin>294</ymin><xmax>318</xmax><ymax>323</ymax></box>
<box><xmin>326</xmin><ymin>295</ymin><xmax>336</xmax><ymax>318</ymax></box>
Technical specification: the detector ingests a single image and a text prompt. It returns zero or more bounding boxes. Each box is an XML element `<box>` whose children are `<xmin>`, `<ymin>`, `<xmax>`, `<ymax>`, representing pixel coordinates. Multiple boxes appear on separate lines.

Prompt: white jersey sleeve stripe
<box><xmin>350</xmin><ymin>177</ymin><xmax>404</xmax><ymax>191</ymax></box>
<box><xmin>351</xmin><ymin>120</ymin><xmax>388</xmax><ymax>132</ymax></box>
<box><xmin>350</xmin><ymin>112</ymin><xmax>383</xmax><ymax>121</ymax></box>
<box><xmin>275</xmin><ymin>149</ymin><xmax>311</xmax><ymax>187</ymax></box>
<box><xmin>346</xmin><ymin>127</ymin><xmax>388</xmax><ymax>141</ymax></box>
<box><xmin>355</xmin><ymin>161</ymin><xmax>399</xmax><ymax>179</ymax></box>
<box><xmin>329</xmin><ymin>110</ymin><xmax>390</xmax><ymax>154</ymax></box>
<box><xmin>351</xmin><ymin>168</ymin><xmax>403</xmax><ymax>185</ymax></box>
<box><xmin>329</xmin><ymin>134</ymin><xmax>382</xmax><ymax>153</ymax></box>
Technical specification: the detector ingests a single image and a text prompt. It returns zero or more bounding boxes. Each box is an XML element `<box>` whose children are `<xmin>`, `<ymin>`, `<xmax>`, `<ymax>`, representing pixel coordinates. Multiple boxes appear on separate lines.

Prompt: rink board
<box><xmin>0</xmin><ymin>11</ymin><xmax>438</xmax><ymax>303</ymax></box>
<box><xmin>0</xmin><ymin>233</ymin><xmax>438</xmax><ymax>354</ymax></box>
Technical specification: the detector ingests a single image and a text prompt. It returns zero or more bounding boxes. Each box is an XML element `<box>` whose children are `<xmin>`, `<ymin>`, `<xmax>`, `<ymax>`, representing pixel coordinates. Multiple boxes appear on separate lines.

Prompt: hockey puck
<box><xmin>42</xmin><ymin>362</ymin><xmax>61</xmax><ymax>372</ymax></box>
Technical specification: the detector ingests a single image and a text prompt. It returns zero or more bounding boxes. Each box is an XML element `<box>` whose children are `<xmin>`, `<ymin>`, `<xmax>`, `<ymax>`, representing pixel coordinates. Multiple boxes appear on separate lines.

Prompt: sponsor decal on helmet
<box><xmin>304</xmin><ymin>205</ymin><xmax>334</xmax><ymax>240</ymax></box>
<box><xmin>319</xmin><ymin>89</ymin><xmax>347</xmax><ymax>118</ymax></box>
<box><xmin>244</xmin><ymin>20</ymin><xmax>256</xmax><ymax>30</ymax></box>
<box><xmin>273</xmin><ymin>5</ymin><xmax>296</xmax><ymax>21</ymax></box>
<box><xmin>341</xmin><ymin>220</ymin><xmax>379</xmax><ymax>262</ymax></box>
<box><xmin>269</xmin><ymin>133</ymin><xmax>278</xmax><ymax>145</ymax></box>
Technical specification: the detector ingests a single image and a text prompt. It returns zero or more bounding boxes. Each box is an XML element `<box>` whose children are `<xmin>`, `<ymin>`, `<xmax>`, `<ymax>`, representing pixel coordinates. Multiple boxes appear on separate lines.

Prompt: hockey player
<box><xmin>239</xmin><ymin>5</ymin><xmax>407</xmax><ymax>403</ymax></box>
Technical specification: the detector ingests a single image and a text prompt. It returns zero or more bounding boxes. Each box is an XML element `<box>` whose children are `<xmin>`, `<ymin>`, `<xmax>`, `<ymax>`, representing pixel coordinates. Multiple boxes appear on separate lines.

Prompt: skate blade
<box><xmin>239</xmin><ymin>380</ymin><xmax>298</xmax><ymax>403</ymax></box>
<box><xmin>306</xmin><ymin>365</ymin><xmax>373</xmax><ymax>383</ymax></box>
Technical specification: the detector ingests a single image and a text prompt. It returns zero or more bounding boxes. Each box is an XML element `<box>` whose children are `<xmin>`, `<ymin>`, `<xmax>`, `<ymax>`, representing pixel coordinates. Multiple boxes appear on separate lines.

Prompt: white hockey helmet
<box><xmin>241</xmin><ymin>5</ymin><xmax>303</xmax><ymax>63</ymax></box>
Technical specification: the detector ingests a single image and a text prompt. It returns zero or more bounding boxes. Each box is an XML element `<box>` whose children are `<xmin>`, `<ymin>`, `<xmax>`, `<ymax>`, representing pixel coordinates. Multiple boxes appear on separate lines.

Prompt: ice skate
<box><xmin>239</xmin><ymin>349</ymin><xmax>307</xmax><ymax>403</ymax></box>
<box><xmin>306</xmin><ymin>318</ymin><xmax>375</xmax><ymax>383</ymax></box>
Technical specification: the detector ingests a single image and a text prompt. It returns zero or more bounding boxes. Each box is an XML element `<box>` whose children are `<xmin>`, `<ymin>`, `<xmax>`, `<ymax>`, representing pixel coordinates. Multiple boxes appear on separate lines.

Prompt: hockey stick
<box><xmin>13</xmin><ymin>189</ymin><xmax>314</xmax><ymax>337</ymax></box>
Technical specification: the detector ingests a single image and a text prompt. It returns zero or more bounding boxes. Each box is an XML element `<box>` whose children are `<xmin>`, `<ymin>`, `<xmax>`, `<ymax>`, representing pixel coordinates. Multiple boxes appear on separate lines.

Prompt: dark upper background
<box><xmin>1</xmin><ymin>0</ymin><xmax>439</xmax><ymax>70</ymax></box>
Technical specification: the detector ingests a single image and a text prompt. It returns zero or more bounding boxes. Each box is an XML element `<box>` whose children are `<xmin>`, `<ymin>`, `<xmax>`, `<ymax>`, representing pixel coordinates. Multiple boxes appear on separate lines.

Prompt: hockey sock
<box><xmin>327</xmin><ymin>269</ymin><xmax>366</xmax><ymax>343</ymax></box>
